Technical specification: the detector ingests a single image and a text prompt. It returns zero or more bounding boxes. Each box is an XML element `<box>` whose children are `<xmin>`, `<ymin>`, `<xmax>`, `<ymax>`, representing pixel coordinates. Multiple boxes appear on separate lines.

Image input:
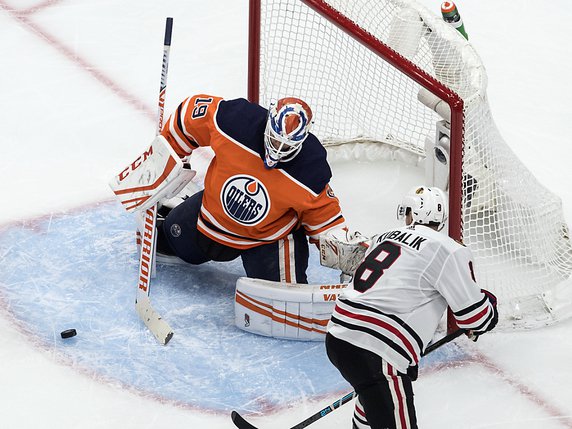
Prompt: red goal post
<box><xmin>249</xmin><ymin>0</ymin><xmax>467</xmax><ymax>236</ymax></box>
<box><xmin>248</xmin><ymin>0</ymin><xmax>572</xmax><ymax>330</ymax></box>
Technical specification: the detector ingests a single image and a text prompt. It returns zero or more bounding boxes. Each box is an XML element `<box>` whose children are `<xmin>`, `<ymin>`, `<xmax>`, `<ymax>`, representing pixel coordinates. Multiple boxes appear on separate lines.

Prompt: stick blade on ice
<box><xmin>136</xmin><ymin>295</ymin><xmax>174</xmax><ymax>345</ymax></box>
<box><xmin>231</xmin><ymin>411</ymin><xmax>260</xmax><ymax>429</ymax></box>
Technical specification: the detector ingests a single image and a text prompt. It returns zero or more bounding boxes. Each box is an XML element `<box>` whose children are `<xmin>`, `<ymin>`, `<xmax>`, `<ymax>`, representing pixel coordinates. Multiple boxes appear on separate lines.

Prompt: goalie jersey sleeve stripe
<box><xmin>175</xmin><ymin>102</ymin><xmax>199</xmax><ymax>150</ymax></box>
<box><xmin>163</xmin><ymin>99</ymin><xmax>200</xmax><ymax>156</ymax></box>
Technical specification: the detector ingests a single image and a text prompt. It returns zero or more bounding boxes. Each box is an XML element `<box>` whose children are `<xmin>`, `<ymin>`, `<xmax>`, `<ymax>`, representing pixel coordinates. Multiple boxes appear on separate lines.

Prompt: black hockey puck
<box><xmin>60</xmin><ymin>329</ymin><xmax>77</xmax><ymax>339</ymax></box>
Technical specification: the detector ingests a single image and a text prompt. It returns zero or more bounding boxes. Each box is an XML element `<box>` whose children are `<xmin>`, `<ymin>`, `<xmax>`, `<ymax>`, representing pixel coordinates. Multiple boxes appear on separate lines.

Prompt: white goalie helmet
<box><xmin>397</xmin><ymin>186</ymin><xmax>448</xmax><ymax>231</ymax></box>
<box><xmin>264</xmin><ymin>97</ymin><xmax>314</xmax><ymax>168</ymax></box>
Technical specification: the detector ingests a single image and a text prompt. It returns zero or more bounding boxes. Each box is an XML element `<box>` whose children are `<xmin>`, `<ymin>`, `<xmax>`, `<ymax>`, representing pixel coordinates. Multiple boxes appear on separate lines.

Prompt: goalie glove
<box><xmin>319</xmin><ymin>228</ymin><xmax>370</xmax><ymax>275</ymax></box>
<box><xmin>109</xmin><ymin>135</ymin><xmax>197</xmax><ymax>213</ymax></box>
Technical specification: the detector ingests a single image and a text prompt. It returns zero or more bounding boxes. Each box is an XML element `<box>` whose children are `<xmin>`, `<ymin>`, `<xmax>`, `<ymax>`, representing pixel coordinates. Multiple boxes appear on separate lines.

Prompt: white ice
<box><xmin>1</xmin><ymin>0</ymin><xmax>572</xmax><ymax>428</ymax></box>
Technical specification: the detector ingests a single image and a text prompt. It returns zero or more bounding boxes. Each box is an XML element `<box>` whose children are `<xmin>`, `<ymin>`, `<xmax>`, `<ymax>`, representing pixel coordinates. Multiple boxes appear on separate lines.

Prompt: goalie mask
<box><xmin>264</xmin><ymin>97</ymin><xmax>313</xmax><ymax>168</ymax></box>
<box><xmin>397</xmin><ymin>186</ymin><xmax>448</xmax><ymax>231</ymax></box>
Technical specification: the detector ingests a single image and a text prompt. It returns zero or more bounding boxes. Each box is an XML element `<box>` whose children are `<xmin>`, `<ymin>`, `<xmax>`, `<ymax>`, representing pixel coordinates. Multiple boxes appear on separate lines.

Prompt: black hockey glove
<box><xmin>481</xmin><ymin>289</ymin><xmax>498</xmax><ymax>332</ymax></box>
<box><xmin>406</xmin><ymin>364</ymin><xmax>418</xmax><ymax>381</ymax></box>
<box><xmin>468</xmin><ymin>289</ymin><xmax>498</xmax><ymax>342</ymax></box>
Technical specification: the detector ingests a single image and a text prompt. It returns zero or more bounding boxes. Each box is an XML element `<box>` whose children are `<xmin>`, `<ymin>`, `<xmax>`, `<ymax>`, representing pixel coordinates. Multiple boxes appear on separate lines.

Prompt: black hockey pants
<box><xmin>326</xmin><ymin>333</ymin><xmax>418</xmax><ymax>429</ymax></box>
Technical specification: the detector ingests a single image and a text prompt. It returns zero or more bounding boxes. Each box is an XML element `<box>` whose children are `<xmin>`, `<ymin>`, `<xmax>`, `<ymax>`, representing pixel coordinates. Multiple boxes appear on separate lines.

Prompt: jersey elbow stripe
<box><xmin>355</xmin><ymin>401</ymin><xmax>366</xmax><ymax>419</ymax></box>
<box><xmin>354</xmin><ymin>405</ymin><xmax>368</xmax><ymax>427</ymax></box>
<box><xmin>307</xmin><ymin>218</ymin><xmax>346</xmax><ymax>240</ymax></box>
<box><xmin>167</xmin><ymin>102</ymin><xmax>198</xmax><ymax>153</ymax></box>
<box><xmin>454</xmin><ymin>296</ymin><xmax>487</xmax><ymax>317</ymax></box>
<box><xmin>167</xmin><ymin>115</ymin><xmax>195</xmax><ymax>154</ymax></box>
<box><xmin>304</xmin><ymin>212</ymin><xmax>344</xmax><ymax>232</ymax></box>
<box><xmin>175</xmin><ymin>103</ymin><xmax>199</xmax><ymax>149</ymax></box>
<box><xmin>471</xmin><ymin>311</ymin><xmax>495</xmax><ymax>332</ymax></box>
<box><xmin>317</xmin><ymin>217</ymin><xmax>345</xmax><ymax>235</ymax></box>
<box><xmin>455</xmin><ymin>305</ymin><xmax>492</xmax><ymax>329</ymax></box>
<box><xmin>180</xmin><ymin>97</ymin><xmax>200</xmax><ymax>148</ymax></box>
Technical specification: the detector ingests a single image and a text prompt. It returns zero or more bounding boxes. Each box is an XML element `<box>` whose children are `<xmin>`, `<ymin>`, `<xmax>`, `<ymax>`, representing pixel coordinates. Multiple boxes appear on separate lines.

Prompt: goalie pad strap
<box><xmin>234</xmin><ymin>277</ymin><xmax>348</xmax><ymax>341</ymax></box>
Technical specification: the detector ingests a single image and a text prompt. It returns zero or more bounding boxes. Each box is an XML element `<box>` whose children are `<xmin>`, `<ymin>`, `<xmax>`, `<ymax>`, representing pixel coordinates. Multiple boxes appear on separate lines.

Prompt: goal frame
<box><xmin>247</xmin><ymin>0</ymin><xmax>464</xmax><ymax>243</ymax></box>
<box><xmin>245</xmin><ymin>0</ymin><xmax>572</xmax><ymax>332</ymax></box>
<box><xmin>248</xmin><ymin>0</ymin><xmax>471</xmax><ymax>333</ymax></box>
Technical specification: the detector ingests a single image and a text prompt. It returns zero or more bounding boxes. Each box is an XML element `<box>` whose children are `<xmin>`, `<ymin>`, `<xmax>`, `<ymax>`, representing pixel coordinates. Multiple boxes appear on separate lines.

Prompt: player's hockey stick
<box><xmin>135</xmin><ymin>17</ymin><xmax>174</xmax><ymax>345</ymax></box>
<box><xmin>230</xmin><ymin>329</ymin><xmax>464</xmax><ymax>429</ymax></box>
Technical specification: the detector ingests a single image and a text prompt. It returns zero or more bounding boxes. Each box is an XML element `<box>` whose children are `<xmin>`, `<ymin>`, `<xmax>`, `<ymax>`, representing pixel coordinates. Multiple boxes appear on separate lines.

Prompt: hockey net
<box><xmin>249</xmin><ymin>0</ymin><xmax>572</xmax><ymax>329</ymax></box>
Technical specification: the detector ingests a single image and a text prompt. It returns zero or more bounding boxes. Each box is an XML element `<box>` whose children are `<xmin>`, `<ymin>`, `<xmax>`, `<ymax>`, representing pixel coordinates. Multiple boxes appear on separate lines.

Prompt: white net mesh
<box><xmin>254</xmin><ymin>0</ymin><xmax>572</xmax><ymax>328</ymax></box>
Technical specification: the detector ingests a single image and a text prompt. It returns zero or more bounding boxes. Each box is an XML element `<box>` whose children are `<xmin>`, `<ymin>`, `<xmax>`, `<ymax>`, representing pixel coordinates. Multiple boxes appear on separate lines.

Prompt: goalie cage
<box><xmin>248</xmin><ymin>0</ymin><xmax>572</xmax><ymax>330</ymax></box>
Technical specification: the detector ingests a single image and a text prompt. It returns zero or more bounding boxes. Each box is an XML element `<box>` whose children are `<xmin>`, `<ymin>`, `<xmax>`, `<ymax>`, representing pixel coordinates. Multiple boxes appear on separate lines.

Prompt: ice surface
<box><xmin>0</xmin><ymin>202</ymin><xmax>346</xmax><ymax>412</ymax></box>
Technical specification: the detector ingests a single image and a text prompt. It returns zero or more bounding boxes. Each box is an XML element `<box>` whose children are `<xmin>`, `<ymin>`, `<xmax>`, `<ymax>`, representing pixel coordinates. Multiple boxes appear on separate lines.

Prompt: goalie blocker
<box><xmin>109</xmin><ymin>135</ymin><xmax>196</xmax><ymax>213</ymax></box>
<box><xmin>235</xmin><ymin>277</ymin><xmax>348</xmax><ymax>341</ymax></box>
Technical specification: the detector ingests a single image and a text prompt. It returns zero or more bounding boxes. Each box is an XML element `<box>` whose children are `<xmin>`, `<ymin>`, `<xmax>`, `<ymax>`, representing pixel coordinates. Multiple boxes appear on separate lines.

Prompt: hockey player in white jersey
<box><xmin>325</xmin><ymin>186</ymin><xmax>498</xmax><ymax>429</ymax></box>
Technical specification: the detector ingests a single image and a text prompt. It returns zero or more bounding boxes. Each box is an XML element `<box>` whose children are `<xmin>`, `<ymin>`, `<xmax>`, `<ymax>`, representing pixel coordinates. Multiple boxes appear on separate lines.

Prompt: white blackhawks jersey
<box><xmin>327</xmin><ymin>224</ymin><xmax>496</xmax><ymax>373</ymax></box>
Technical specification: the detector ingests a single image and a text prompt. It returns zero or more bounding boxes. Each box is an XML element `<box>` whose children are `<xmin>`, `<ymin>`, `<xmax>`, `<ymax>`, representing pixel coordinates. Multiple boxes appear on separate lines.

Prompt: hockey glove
<box><xmin>109</xmin><ymin>135</ymin><xmax>196</xmax><ymax>213</ymax></box>
<box><xmin>406</xmin><ymin>364</ymin><xmax>418</xmax><ymax>382</ymax></box>
<box><xmin>467</xmin><ymin>289</ymin><xmax>498</xmax><ymax>342</ymax></box>
<box><xmin>319</xmin><ymin>228</ymin><xmax>370</xmax><ymax>275</ymax></box>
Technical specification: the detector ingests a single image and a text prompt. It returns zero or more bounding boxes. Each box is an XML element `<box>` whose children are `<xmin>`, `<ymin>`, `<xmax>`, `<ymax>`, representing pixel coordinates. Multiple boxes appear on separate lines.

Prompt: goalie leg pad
<box><xmin>234</xmin><ymin>277</ymin><xmax>348</xmax><ymax>341</ymax></box>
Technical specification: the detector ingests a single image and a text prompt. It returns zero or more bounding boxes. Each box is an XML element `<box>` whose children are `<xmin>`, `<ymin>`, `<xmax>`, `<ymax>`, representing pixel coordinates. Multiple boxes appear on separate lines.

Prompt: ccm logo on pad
<box><xmin>118</xmin><ymin>146</ymin><xmax>154</xmax><ymax>182</ymax></box>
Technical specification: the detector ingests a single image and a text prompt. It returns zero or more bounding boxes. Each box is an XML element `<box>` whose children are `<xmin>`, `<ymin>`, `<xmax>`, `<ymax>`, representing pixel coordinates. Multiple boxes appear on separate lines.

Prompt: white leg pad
<box><xmin>234</xmin><ymin>277</ymin><xmax>348</xmax><ymax>341</ymax></box>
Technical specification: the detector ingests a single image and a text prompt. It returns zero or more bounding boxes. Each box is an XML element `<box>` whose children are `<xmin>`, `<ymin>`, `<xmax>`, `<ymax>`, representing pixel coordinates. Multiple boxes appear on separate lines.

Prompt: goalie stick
<box><xmin>230</xmin><ymin>329</ymin><xmax>465</xmax><ymax>429</ymax></box>
<box><xmin>135</xmin><ymin>17</ymin><xmax>174</xmax><ymax>345</ymax></box>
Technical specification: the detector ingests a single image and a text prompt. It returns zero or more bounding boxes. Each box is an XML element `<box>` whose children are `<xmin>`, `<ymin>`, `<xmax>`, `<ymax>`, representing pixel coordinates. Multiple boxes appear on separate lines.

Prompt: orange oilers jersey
<box><xmin>161</xmin><ymin>94</ymin><xmax>346</xmax><ymax>249</ymax></box>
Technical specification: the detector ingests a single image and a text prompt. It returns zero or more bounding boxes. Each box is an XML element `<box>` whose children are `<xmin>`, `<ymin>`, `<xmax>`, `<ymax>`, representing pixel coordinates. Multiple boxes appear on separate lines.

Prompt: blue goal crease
<box><xmin>0</xmin><ymin>202</ymin><xmax>464</xmax><ymax>413</ymax></box>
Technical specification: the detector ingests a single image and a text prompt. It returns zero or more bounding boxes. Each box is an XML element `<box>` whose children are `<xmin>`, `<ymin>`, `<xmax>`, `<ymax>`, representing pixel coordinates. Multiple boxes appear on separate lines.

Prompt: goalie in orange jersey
<box><xmin>155</xmin><ymin>94</ymin><xmax>349</xmax><ymax>283</ymax></box>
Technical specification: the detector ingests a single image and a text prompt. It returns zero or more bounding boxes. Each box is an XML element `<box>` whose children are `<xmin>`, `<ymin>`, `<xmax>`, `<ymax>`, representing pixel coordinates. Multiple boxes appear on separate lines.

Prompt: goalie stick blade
<box><xmin>231</xmin><ymin>411</ymin><xmax>259</xmax><ymax>429</ymax></box>
<box><xmin>135</xmin><ymin>296</ymin><xmax>174</xmax><ymax>345</ymax></box>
